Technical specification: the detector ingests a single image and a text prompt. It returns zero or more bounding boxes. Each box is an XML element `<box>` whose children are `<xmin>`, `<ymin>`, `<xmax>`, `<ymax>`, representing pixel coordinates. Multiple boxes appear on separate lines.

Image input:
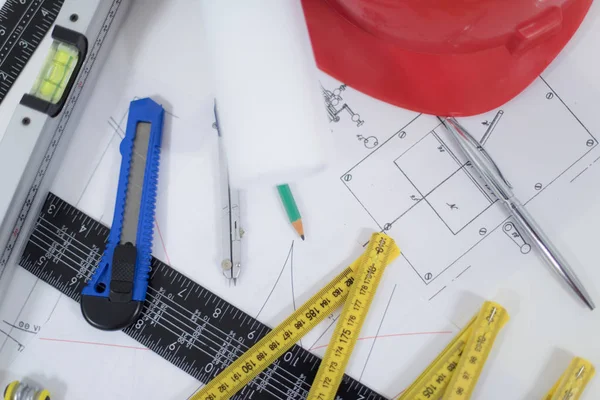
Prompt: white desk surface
<box><xmin>1</xmin><ymin>1</ymin><xmax>600</xmax><ymax>399</ymax></box>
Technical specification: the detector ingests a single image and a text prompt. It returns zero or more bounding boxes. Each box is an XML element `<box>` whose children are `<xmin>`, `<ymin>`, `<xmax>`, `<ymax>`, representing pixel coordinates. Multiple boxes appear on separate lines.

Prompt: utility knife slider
<box><xmin>81</xmin><ymin>98</ymin><xmax>164</xmax><ymax>330</ymax></box>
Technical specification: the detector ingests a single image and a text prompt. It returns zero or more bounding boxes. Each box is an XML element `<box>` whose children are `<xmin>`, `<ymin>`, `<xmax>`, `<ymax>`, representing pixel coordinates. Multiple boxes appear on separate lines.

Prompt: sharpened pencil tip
<box><xmin>292</xmin><ymin>220</ymin><xmax>305</xmax><ymax>241</ymax></box>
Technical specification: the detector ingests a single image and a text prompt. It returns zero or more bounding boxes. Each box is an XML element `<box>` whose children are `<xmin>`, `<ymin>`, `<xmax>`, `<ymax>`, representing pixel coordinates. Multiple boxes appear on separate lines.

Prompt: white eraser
<box><xmin>201</xmin><ymin>0</ymin><xmax>329</xmax><ymax>188</ymax></box>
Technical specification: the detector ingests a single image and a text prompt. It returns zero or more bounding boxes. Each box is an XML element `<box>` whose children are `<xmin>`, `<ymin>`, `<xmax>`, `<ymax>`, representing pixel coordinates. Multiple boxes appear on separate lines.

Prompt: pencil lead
<box><xmin>301</xmin><ymin>235</ymin><xmax>305</xmax><ymax>241</ymax></box>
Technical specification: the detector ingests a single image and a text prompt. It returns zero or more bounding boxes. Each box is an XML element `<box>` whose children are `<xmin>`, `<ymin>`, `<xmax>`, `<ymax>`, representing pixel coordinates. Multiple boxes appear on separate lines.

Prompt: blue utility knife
<box><xmin>81</xmin><ymin>98</ymin><xmax>164</xmax><ymax>330</ymax></box>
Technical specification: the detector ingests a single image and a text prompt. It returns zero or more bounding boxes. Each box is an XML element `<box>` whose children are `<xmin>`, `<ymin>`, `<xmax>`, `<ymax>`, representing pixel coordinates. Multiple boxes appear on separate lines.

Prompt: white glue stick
<box><xmin>201</xmin><ymin>0</ymin><xmax>329</xmax><ymax>188</ymax></box>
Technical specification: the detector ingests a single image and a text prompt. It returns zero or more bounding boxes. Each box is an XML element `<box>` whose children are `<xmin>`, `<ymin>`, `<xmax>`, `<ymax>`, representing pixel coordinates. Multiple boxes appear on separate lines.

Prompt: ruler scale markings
<box><xmin>147</xmin><ymin>295</ymin><xmax>230</xmax><ymax>354</ymax></box>
<box><xmin>20</xmin><ymin>193</ymin><xmax>385</xmax><ymax>400</ymax></box>
<box><xmin>42</xmin><ymin>244</ymin><xmax>268</xmax><ymax>390</ymax></box>
<box><xmin>23</xmin><ymin>208</ymin><xmax>304</xmax><ymax>396</ymax></box>
<box><xmin>54</xmin><ymin>199</ymin><xmax>64</xmax><ymax>215</ymax></box>
<box><xmin>0</xmin><ymin>0</ymin><xmax>53</xmax><ymax>70</ymax></box>
<box><xmin>0</xmin><ymin>4</ymin><xmax>26</xmax><ymax>59</ymax></box>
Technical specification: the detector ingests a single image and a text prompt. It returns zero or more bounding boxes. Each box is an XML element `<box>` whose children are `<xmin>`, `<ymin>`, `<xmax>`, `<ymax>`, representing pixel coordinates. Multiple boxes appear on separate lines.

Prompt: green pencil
<box><xmin>276</xmin><ymin>184</ymin><xmax>305</xmax><ymax>240</ymax></box>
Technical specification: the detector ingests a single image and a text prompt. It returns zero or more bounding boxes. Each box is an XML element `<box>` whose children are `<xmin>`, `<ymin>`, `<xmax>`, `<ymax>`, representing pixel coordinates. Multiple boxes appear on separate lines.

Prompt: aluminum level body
<box><xmin>0</xmin><ymin>0</ymin><xmax>130</xmax><ymax>291</ymax></box>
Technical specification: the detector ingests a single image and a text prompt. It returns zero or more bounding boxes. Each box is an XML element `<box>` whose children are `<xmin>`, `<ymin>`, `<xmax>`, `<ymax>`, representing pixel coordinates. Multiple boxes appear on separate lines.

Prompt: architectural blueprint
<box><xmin>1</xmin><ymin>0</ymin><xmax>600</xmax><ymax>399</ymax></box>
<box><xmin>333</xmin><ymin>76</ymin><xmax>597</xmax><ymax>300</ymax></box>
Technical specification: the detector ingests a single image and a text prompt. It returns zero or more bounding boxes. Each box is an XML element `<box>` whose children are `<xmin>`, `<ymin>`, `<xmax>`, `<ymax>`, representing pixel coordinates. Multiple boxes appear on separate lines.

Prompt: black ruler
<box><xmin>19</xmin><ymin>193</ymin><xmax>386</xmax><ymax>400</ymax></box>
<box><xmin>0</xmin><ymin>0</ymin><xmax>63</xmax><ymax>104</ymax></box>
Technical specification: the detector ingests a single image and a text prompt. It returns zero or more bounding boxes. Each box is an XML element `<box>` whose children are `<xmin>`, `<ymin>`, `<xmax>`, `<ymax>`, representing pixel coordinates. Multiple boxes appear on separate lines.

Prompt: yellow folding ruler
<box><xmin>308</xmin><ymin>234</ymin><xmax>393</xmax><ymax>399</ymax></box>
<box><xmin>399</xmin><ymin>301</ymin><xmax>509</xmax><ymax>400</ymax></box>
<box><xmin>192</xmin><ymin>232</ymin><xmax>399</xmax><ymax>400</ymax></box>
<box><xmin>544</xmin><ymin>357</ymin><xmax>595</xmax><ymax>400</ymax></box>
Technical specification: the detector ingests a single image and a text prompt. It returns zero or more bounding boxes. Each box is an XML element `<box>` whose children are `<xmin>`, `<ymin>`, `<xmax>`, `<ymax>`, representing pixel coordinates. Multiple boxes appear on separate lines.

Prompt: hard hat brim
<box><xmin>302</xmin><ymin>0</ymin><xmax>593</xmax><ymax>117</ymax></box>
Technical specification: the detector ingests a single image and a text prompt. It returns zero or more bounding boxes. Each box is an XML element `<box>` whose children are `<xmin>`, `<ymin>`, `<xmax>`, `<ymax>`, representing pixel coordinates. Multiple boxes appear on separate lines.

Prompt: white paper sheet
<box><xmin>1</xmin><ymin>0</ymin><xmax>600</xmax><ymax>399</ymax></box>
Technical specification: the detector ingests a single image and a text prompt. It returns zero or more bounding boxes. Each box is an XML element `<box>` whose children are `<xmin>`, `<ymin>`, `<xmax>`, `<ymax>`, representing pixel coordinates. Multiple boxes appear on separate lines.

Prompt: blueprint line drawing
<box><xmin>340</xmin><ymin>77</ymin><xmax>597</xmax><ymax>288</ymax></box>
<box><xmin>358</xmin><ymin>284</ymin><xmax>397</xmax><ymax>381</ymax></box>
<box><xmin>322</xmin><ymin>83</ymin><xmax>377</xmax><ymax>150</ymax></box>
<box><xmin>254</xmin><ymin>241</ymin><xmax>296</xmax><ymax>320</ymax></box>
<box><xmin>357</xmin><ymin>134</ymin><xmax>378</xmax><ymax>149</ymax></box>
<box><xmin>392</xmin><ymin>125</ymin><xmax>497</xmax><ymax>235</ymax></box>
<box><xmin>502</xmin><ymin>221</ymin><xmax>531</xmax><ymax>254</ymax></box>
<box><xmin>322</xmin><ymin>83</ymin><xmax>364</xmax><ymax>127</ymax></box>
<box><xmin>480</xmin><ymin>110</ymin><xmax>504</xmax><ymax>146</ymax></box>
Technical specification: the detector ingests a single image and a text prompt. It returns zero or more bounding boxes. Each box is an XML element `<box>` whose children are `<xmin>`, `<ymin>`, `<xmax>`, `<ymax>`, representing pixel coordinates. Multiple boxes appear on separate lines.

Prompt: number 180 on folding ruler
<box><xmin>193</xmin><ymin>232</ymin><xmax>399</xmax><ymax>400</ymax></box>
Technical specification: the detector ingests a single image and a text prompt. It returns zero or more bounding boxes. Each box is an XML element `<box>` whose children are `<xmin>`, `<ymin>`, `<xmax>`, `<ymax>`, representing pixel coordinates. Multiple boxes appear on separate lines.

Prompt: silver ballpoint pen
<box><xmin>215</xmin><ymin>102</ymin><xmax>242</xmax><ymax>286</ymax></box>
<box><xmin>438</xmin><ymin>117</ymin><xmax>595</xmax><ymax>310</ymax></box>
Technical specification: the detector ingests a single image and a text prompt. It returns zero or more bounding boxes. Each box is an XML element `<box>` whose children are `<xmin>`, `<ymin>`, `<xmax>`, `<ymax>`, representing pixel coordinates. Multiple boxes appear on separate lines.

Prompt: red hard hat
<box><xmin>302</xmin><ymin>0</ymin><xmax>593</xmax><ymax>116</ymax></box>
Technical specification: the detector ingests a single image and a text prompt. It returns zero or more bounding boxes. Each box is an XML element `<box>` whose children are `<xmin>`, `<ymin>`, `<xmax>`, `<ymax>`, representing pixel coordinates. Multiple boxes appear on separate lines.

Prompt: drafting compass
<box><xmin>81</xmin><ymin>98</ymin><xmax>164</xmax><ymax>330</ymax></box>
<box><xmin>214</xmin><ymin>102</ymin><xmax>243</xmax><ymax>285</ymax></box>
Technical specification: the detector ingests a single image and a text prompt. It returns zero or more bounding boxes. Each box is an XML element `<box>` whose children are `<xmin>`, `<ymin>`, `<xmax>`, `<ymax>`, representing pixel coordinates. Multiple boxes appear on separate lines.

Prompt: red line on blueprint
<box><xmin>155</xmin><ymin>221</ymin><xmax>171</xmax><ymax>265</ymax></box>
<box><xmin>309</xmin><ymin>330</ymin><xmax>453</xmax><ymax>351</ymax></box>
<box><xmin>39</xmin><ymin>337</ymin><xmax>149</xmax><ymax>351</ymax></box>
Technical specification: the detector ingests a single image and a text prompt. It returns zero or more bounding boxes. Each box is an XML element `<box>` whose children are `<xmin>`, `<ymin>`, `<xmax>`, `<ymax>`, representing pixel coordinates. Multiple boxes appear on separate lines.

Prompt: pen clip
<box><xmin>444</xmin><ymin>117</ymin><xmax>513</xmax><ymax>189</ymax></box>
